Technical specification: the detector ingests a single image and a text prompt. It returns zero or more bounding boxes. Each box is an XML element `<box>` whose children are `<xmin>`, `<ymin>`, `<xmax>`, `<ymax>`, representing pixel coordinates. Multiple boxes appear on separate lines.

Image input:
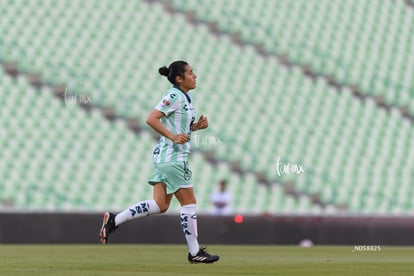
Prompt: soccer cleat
<box><xmin>99</xmin><ymin>212</ymin><xmax>118</xmax><ymax>244</ymax></box>
<box><xmin>188</xmin><ymin>247</ymin><xmax>220</xmax><ymax>264</ymax></box>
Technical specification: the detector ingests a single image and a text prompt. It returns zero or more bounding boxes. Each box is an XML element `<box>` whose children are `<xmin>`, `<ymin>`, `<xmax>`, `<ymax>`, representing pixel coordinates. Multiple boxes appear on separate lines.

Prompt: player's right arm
<box><xmin>146</xmin><ymin>109</ymin><xmax>189</xmax><ymax>144</ymax></box>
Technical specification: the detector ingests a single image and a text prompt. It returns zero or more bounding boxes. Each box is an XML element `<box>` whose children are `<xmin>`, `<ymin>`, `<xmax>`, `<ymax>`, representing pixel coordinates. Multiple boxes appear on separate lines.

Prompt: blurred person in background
<box><xmin>99</xmin><ymin>60</ymin><xmax>219</xmax><ymax>264</ymax></box>
<box><xmin>210</xmin><ymin>179</ymin><xmax>232</xmax><ymax>215</ymax></box>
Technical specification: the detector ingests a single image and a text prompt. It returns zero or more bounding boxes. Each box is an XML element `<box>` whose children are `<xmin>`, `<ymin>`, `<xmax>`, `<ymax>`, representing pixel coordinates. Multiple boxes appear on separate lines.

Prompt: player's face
<box><xmin>177</xmin><ymin>65</ymin><xmax>197</xmax><ymax>92</ymax></box>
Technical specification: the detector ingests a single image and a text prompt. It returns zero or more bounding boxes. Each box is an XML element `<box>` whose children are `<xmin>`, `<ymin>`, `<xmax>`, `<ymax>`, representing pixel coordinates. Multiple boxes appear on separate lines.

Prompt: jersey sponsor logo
<box><xmin>170</xmin><ymin>93</ymin><xmax>176</xmax><ymax>99</ymax></box>
<box><xmin>153</xmin><ymin>147</ymin><xmax>160</xmax><ymax>155</ymax></box>
<box><xmin>183</xmin><ymin>104</ymin><xmax>195</xmax><ymax>111</ymax></box>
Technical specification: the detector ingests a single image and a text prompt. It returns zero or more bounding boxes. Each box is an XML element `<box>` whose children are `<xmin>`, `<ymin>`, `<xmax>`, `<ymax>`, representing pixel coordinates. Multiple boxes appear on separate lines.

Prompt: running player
<box><xmin>99</xmin><ymin>60</ymin><xmax>219</xmax><ymax>264</ymax></box>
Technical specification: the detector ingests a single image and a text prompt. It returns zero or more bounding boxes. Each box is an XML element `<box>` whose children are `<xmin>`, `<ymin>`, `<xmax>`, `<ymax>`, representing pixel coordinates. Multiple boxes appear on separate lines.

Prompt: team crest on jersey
<box><xmin>162</xmin><ymin>99</ymin><xmax>170</xmax><ymax>106</ymax></box>
<box><xmin>183</xmin><ymin>104</ymin><xmax>189</xmax><ymax>111</ymax></box>
<box><xmin>184</xmin><ymin>169</ymin><xmax>192</xmax><ymax>181</ymax></box>
<box><xmin>183</xmin><ymin>161</ymin><xmax>192</xmax><ymax>180</ymax></box>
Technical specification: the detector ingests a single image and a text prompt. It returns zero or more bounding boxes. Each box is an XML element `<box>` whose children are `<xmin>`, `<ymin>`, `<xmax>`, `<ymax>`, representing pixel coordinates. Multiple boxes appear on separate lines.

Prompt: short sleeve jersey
<box><xmin>152</xmin><ymin>86</ymin><xmax>196</xmax><ymax>163</ymax></box>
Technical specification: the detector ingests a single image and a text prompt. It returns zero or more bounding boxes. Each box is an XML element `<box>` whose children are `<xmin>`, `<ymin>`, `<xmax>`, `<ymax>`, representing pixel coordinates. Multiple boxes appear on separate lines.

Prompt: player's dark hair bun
<box><xmin>158</xmin><ymin>66</ymin><xmax>169</xmax><ymax>77</ymax></box>
<box><xmin>159</xmin><ymin>61</ymin><xmax>188</xmax><ymax>85</ymax></box>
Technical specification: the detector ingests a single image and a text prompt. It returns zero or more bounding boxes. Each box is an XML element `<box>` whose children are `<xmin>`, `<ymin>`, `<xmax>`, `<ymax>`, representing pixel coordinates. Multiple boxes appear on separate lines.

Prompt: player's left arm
<box><xmin>192</xmin><ymin>115</ymin><xmax>208</xmax><ymax>131</ymax></box>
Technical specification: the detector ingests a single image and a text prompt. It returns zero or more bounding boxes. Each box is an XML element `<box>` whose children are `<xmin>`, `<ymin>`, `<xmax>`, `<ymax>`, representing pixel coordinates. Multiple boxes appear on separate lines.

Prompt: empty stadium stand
<box><xmin>0</xmin><ymin>0</ymin><xmax>413</xmax><ymax>214</ymax></box>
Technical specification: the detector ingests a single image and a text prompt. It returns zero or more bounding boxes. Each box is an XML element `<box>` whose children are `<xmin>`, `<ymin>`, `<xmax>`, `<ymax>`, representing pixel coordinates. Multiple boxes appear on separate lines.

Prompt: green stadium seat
<box><xmin>0</xmin><ymin>0</ymin><xmax>412</xmax><ymax>214</ymax></box>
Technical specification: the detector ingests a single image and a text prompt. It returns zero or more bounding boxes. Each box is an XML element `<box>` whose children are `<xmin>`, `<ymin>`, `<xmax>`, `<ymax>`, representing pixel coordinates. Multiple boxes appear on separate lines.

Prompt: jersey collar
<box><xmin>173</xmin><ymin>85</ymin><xmax>191</xmax><ymax>103</ymax></box>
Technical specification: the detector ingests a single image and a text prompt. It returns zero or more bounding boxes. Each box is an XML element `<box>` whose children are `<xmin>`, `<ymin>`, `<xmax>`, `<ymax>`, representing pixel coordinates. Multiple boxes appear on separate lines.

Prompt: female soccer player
<box><xmin>99</xmin><ymin>60</ymin><xmax>219</xmax><ymax>264</ymax></box>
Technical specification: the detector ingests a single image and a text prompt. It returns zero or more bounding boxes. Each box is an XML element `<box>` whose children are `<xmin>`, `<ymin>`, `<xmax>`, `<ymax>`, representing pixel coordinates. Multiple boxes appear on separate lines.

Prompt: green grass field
<box><xmin>1</xmin><ymin>245</ymin><xmax>414</xmax><ymax>275</ymax></box>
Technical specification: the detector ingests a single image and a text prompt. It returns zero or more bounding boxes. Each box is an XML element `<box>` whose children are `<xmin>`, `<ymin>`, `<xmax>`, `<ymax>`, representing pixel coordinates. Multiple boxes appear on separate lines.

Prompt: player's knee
<box><xmin>159</xmin><ymin>206</ymin><xmax>169</xmax><ymax>213</ymax></box>
<box><xmin>158</xmin><ymin>203</ymin><xmax>169</xmax><ymax>213</ymax></box>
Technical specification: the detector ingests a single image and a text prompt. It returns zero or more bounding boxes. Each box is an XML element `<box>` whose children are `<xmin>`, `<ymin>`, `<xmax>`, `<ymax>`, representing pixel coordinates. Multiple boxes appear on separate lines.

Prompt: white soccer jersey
<box><xmin>152</xmin><ymin>86</ymin><xmax>196</xmax><ymax>163</ymax></box>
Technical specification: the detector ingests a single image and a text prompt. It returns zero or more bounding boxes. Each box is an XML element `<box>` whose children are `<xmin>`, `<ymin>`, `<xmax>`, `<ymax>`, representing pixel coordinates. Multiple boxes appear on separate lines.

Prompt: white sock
<box><xmin>115</xmin><ymin>199</ymin><xmax>161</xmax><ymax>226</ymax></box>
<box><xmin>180</xmin><ymin>204</ymin><xmax>200</xmax><ymax>256</ymax></box>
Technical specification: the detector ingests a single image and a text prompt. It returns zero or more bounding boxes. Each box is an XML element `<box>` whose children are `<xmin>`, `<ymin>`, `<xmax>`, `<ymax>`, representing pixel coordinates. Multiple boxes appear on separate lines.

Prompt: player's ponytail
<box><xmin>158</xmin><ymin>61</ymin><xmax>188</xmax><ymax>85</ymax></box>
<box><xmin>158</xmin><ymin>66</ymin><xmax>169</xmax><ymax>77</ymax></box>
